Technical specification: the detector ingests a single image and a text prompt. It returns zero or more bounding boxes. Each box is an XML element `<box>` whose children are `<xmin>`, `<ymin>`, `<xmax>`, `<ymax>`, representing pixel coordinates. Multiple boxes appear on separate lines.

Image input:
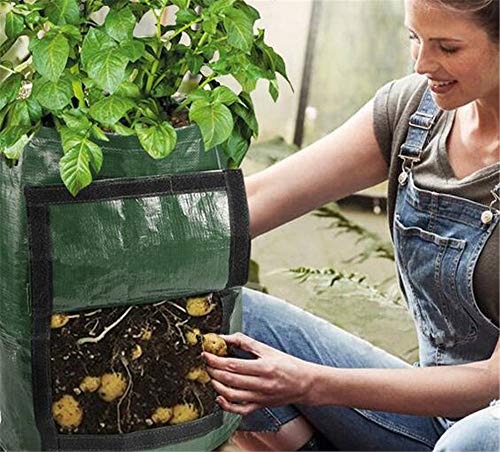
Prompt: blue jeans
<box><xmin>240</xmin><ymin>288</ymin><xmax>500</xmax><ymax>451</ymax></box>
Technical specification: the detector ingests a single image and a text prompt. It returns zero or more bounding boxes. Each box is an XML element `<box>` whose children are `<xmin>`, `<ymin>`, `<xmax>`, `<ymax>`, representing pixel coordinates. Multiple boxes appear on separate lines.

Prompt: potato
<box><xmin>202</xmin><ymin>333</ymin><xmax>227</xmax><ymax>356</ymax></box>
<box><xmin>186</xmin><ymin>328</ymin><xmax>200</xmax><ymax>346</ymax></box>
<box><xmin>186</xmin><ymin>297</ymin><xmax>213</xmax><ymax>317</ymax></box>
<box><xmin>51</xmin><ymin>314</ymin><xmax>70</xmax><ymax>329</ymax></box>
<box><xmin>79</xmin><ymin>376</ymin><xmax>101</xmax><ymax>393</ymax></box>
<box><xmin>186</xmin><ymin>366</ymin><xmax>210</xmax><ymax>384</ymax></box>
<box><xmin>196</xmin><ymin>370</ymin><xmax>211</xmax><ymax>384</ymax></box>
<box><xmin>170</xmin><ymin>403</ymin><xmax>199</xmax><ymax>425</ymax></box>
<box><xmin>98</xmin><ymin>372</ymin><xmax>127</xmax><ymax>402</ymax></box>
<box><xmin>151</xmin><ymin>407</ymin><xmax>173</xmax><ymax>424</ymax></box>
<box><xmin>52</xmin><ymin>395</ymin><xmax>83</xmax><ymax>430</ymax></box>
<box><xmin>131</xmin><ymin>344</ymin><xmax>142</xmax><ymax>361</ymax></box>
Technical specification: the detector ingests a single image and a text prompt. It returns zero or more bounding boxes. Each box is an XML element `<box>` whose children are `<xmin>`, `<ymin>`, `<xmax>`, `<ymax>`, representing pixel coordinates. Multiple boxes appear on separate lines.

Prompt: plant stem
<box><xmin>197</xmin><ymin>32</ymin><xmax>208</xmax><ymax>49</ymax></box>
<box><xmin>145</xmin><ymin>10</ymin><xmax>164</xmax><ymax>95</ymax></box>
<box><xmin>0</xmin><ymin>64</ymin><xmax>16</xmax><ymax>75</ymax></box>
<box><xmin>172</xmin><ymin>74</ymin><xmax>214</xmax><ymax>115</ymax></box>
<box><xmin>199</xmin><ymin>74</ymin><xmax>215</xmax><ymax>89</ymax></box>
<box><xmin>166</xmin><ymin>18</ymin><xmax>202</xmax><ymax>43</ymax></box>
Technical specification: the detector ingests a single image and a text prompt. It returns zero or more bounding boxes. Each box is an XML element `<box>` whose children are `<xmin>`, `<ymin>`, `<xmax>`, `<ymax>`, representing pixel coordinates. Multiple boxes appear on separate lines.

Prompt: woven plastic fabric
<box><xmin>0</xmin><ymin>124</ymin><xmax>250</xmax><ymax>451</ymax></box>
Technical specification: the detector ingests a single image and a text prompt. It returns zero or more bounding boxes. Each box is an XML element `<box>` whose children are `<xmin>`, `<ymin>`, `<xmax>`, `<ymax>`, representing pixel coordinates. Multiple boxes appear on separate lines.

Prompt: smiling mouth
<box><xmin>428</xmin><ymin>79</ymin><xmax>457</xmax><ymax>88</ymax></box>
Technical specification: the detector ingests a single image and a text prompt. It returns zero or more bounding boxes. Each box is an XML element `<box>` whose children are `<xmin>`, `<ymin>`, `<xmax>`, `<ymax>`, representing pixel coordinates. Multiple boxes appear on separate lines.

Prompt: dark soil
<box><xmin>50</xmin><ymin>292</ymin><xmax>223</xmax><ymax>434</ymax></box>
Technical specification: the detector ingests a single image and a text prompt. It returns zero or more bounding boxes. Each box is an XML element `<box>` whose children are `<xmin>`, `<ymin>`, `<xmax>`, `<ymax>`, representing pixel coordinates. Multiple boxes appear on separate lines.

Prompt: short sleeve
<box><xmin>373</xmin><ymin>80</ymin><xmax>396</xmax><ymax>166</ymax></box>
<box><xmin>372</xmin><ymin>73</ymin><xmax>429</xmax><ymax>166</ymax></box>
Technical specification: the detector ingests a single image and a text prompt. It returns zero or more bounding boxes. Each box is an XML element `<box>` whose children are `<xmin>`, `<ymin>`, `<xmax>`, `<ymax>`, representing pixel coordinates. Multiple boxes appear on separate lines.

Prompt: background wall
<box><xmin>246</xmin><ymin>0</ymin><xmax>412</xmax><ymax>145</ymax></box>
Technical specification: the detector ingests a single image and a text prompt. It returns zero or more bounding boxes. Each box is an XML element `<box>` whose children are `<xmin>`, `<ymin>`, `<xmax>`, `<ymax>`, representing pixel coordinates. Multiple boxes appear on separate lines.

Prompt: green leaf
<box><xmin>25</xmin><ymin>11</ymin><xmax>42</xmax><ymax>28</ymax></box>
<box><xmin>189</xmin><ymin>101</ymin><xmax>233</xmax><ymax>149</ymax></box>
<box><xmin>59</xmin><ymin>127</ymin><xmax>85</xmax><ymax>153</ymax></box>
<box><xmin>3</xmin><ymin>133</ymin><xmax>30</xmax><ymax>160</ymax></box>
<box><xmin>60</xmin><ymin>24</ymin><xmax>82</xmax><ymax>42</ymax></box>
<box><xmin>135</xmin><ymin>122</ymin><xmax>177</xmax><ymax>159</ymax></box>
<box><xmin>61</xmin><ymin>109</ymin><xmax>92</xmax><ymax>131</ymax></box>
<box><xmin>89</xmin><ymin>95</ymin><xmax>136</xmax><ymax>126</ymax></box>
<box><xmin>91</xmin><ymin>125</ymin><xmax>109</xmax><ymax>142</ymax></box>
<box><xmin>112</xmin><ymin>122</ymin><xmax>135</xmax><ymax>136</ymax></box>
<box><xmin>186</xmin><ymin>54</ymin><xmax>203</xmax><ymax>75</ymax></box>
<box><xmin>59</xmin><ymin>142</ymin><xmax>93</xmax><ymax>196</ymax></box>
<box><xmin>86</xmin><ymin>139</ymin><xmax>103</xmax><ymax>173</ymax></box>
<box><xmin>255</xmin><ymin>31</ymin><xmax>292</xmax><ymax>89</ymax></box>
<box><xmin>5</xmin><ymin>12</ymin><xmax>24</xmax><ymax>39</ymax></box>
<box><xmin>0</xmin><ymin>75</ymin><xmax>22</xmax><ymax>111</ymax></box>
<box><xmin>233</xmin><ymin>71</ymin><xmax>257</xmax><ymax>92</ymax></box>
<box><xmin>34</xmin><ymin>77</ymin><xmax>73</xmax><ymax>110</ymax></box>
<box><xmin>207</xmin><ymin>0</ymin><xmax>236</xmax><ymax>15</ymax></box>
<box><xmin>236</xmin><ymin>1</ymin><xmax>260</xmax><ymax>23</ymax></box>
<box><xmin>30</xmin><ymin>32</ymin><xmax>70</xmax><ymax>81</ymax></box>
<box><xmin>223</xmin><ymin>8</ymin><xmax>254</xmax><ymax>53</ymax></box>
<box><xmin>171</xmin><ymin>0</ymin><xmax>189</xmax><ymax>9</ymax></box>
<box><xmin>220</xmin><ymin>121</ymin><xmax>249</xmax><ymax>166</ymax></box>
<box><xmin>45</xmin><ymin>0</ymin><xmax>80</xmax><ymax>25</ymax></box>
<box><xmin>175</xmin><ymin>10</ymin><xmax>198</xmax><ymax>26</ymax></box>
<box><xmin>269</xmin><ymin>78</ymin><xmax>279</xmax><ymax>101</ymax></box>
<box><xmin>8</xmin><ymin>99</ymin><xmax>41</xmax><ymax>126</ymax></box>
<box><xmin>120</xmin><ymin>39</ymin><xmax>145</xmax><ymax>63</ymax></box>
<box><xmin>187</xmin><ymin>88</ymin><xmax>210</xmax><ymax>104</ymax></box>
<box><xmin>26</xmin><ymin>98</ymin><xmax>43</xmax><ymax>123</ymax></box>
<box><xmin>87</xmin><ymin>48</ymin><xmax>129</xmax><ymax>93</ymax></box>
<box><xmin>201</xmin><ymin>16</ymin><xmax>218</xmax><ymax>35</ymax></box>
<box><xmin>211</xmin><ymin>86</ymin><xmax>238</xmax><ymax>105</ymax></box>
<box><xmin>0</xmin><ymin>125</ymin><xmax>30</xmax><ymax>155</ymax></box>
<box><xmin>81</xmin><ymin>27</ymin><xmax>116</xmax><ymax>71</ymax></box>
<box><xmin>105</xmin><ymin>7</ymin><xmax>136</xmax><ymax>42</ymax></box>
<box><xmin>232</xmin><ymin>100</ymin><xmax>258</xmax><ymax>137</ymax></box>
<box><xmin>115</xmin><ymin>81</ymin><xmax>141</xmax><ymax>98</ymax></box>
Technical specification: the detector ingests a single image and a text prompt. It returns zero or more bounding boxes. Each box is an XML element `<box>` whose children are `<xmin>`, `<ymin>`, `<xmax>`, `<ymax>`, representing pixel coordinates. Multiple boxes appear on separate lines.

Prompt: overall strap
<box><xmin>398</xmin><ymin>88</ymin><xmax>442</xmax><ymax>185</ymax></box>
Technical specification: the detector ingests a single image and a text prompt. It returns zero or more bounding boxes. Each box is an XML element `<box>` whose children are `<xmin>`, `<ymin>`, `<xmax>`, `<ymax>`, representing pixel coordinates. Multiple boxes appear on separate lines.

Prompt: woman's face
<box><xmin>404</xmin><ymin>0</ymin><xmax>499</xmax><ymax>111</ymax></box>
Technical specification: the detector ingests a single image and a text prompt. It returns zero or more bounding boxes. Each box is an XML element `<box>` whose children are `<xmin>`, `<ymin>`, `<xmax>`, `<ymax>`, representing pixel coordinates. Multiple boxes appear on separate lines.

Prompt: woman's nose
<box><xmin>413</xmin><ymin>46</ymin><xmax>439</xmax><ymax>75</ymax></box>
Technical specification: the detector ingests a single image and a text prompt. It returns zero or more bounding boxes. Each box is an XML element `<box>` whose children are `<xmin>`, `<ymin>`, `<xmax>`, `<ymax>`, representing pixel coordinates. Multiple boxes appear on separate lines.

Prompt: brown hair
<box><xmin>430</xmin><ymin>0</ymin><xmax>499</xmax><ymax>43</ymax></box>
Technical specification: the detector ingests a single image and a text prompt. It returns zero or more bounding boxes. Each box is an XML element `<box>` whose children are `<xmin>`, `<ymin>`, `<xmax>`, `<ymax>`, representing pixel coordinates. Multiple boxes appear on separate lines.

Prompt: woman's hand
<box><xmin>202</xmin><ymin>332</ymin><xmax>315</xmax><ymax>416</ymax></box>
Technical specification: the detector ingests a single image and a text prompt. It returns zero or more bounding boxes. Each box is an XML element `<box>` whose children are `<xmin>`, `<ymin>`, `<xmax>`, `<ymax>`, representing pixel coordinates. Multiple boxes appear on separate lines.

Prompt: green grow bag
<box><xmin>0</xmin><ymin>124</ymin><xmax>250</xmax><ymax>451</ymax></box>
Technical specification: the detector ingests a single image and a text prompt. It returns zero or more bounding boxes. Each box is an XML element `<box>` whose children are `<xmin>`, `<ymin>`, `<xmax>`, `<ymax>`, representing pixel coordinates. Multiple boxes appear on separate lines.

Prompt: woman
<box><xmin>204</xmin><ymin>0</ymin><xmax>500</xmax><ymax>450</ymax></box>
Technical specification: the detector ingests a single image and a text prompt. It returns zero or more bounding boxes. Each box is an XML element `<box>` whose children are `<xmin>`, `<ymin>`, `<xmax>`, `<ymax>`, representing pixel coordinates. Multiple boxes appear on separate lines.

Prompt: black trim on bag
<box><xmin>25</xmin><ymin>169</ymin><xmax>249</xmax><ymax>451</ymax></box>
<box><xmin>225</xmin><ymin>170</ymin><xmax>251</xmax><ymax>288</ymax></box>
<box><xmin>57</xmin><ymin>409</ymin><xmax>223</xmax><ymax>451</ymax></box>
<box><xmin>220</xmin><ymin>288</ymin><xmax>238</xmax><ymax>334</ymax></box>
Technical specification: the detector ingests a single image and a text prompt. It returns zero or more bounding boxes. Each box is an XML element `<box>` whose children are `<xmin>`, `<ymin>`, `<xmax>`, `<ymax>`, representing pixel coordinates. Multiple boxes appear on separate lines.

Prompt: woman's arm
<box><xmin>203</xmin><ymin>334</ymin><xmax>500</xmax><ymax>418</ymax></box>
<box><xmin>246</xmin><ymin>99</ymin><xmax>388</xmax><ymax>238</ymax></box>
<box><xmin>309</xmin><ymin>340</ymin><xmax>499</xmax><ymax>417</ymax></box>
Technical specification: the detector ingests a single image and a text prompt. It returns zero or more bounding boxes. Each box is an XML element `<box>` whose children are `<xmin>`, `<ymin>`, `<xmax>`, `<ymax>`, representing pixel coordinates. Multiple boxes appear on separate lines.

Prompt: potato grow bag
<box><xmin>0</xmin><ymin>124</ymin><xmax>250</xmax><ymax>451</ymax></box>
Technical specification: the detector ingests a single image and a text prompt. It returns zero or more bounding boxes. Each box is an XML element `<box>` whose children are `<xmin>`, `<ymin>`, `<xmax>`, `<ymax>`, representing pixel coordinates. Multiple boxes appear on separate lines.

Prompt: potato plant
<box><xmin>0</xmin><ymin>0</ymin><xmax>291</xmax><ymax>196</ymax></box>
<box><xmin>50</xmin><ymin>293</ymin><xmax>229</xmax><ymax>434</ymax></box>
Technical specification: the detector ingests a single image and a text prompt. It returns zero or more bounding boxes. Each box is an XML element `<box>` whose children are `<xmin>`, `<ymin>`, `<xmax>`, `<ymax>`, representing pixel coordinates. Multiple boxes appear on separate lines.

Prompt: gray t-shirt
<box><xmin>373</xmin><ymin>73</ymin><xmax>499</xmax><ymax>326</ymax></box>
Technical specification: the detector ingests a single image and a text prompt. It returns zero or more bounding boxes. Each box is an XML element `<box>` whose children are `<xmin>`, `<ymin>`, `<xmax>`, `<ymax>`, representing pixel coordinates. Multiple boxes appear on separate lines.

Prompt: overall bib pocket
<box><xmin>393</xmin><ymin>216</ymin><xmax>478</xmax><ymax>347</ymax></box>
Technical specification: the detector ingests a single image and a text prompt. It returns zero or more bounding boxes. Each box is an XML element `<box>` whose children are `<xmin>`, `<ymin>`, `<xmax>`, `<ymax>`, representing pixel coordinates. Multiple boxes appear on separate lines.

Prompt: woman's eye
<box><xmin>409</xmin><ymin>34</ymin><xmax>420</xmax><ymax>43</ymax></box>
<box><xmin>440</xmin><ymin>46</ymin><xmax>459</xmax><ymax>54</ymax></box>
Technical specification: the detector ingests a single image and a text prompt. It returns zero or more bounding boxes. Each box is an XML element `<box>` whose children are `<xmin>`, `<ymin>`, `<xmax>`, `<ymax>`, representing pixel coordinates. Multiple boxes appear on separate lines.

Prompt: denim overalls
<box><xmin>394</xmin><ymin>88</ymin><xmax>499</xmax><ymax>369</ymax></box>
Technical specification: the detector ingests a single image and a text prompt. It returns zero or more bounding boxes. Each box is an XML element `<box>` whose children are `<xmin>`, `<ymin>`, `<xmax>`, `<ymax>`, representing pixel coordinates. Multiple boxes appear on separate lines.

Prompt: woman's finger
<box><xmin>219</xmin><ymin>332</ymin><xmax>268</xmax><ymax>356</ymax></box>
<box><xmin>202</xmin><ymin>351</ymin><xmax>263</xmax><ymax>376</ymax></box>
<box><xmin>210</xmin><ymin>378</ymin><xmax>262</xmax><ymax>404</ymax></box>
<box><xmin>207</xmin><ymin>367</ymin><xmax>268</xmax><ymax>392</ymax></box>
<box><xmin>216</xmin><ymin>396</ymin><xmax>261</xmax><ymax>416</ymax></box>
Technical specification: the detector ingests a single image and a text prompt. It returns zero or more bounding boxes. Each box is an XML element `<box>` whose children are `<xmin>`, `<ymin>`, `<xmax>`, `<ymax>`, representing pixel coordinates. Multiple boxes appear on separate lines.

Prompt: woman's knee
<box><xmin>241</xmin><ymin>288</ymin><xmax>306</xmax><ymax>348</ymax></box>
<box><xmin>433</xmin><ymin>403</ymin><xmax>500</xmax><ymax>451</ymax></box>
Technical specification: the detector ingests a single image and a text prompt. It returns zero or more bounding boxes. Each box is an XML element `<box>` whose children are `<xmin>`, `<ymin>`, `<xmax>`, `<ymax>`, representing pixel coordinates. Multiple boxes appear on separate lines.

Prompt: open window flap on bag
<box><xmin>0</xmin><ymin>125</ymin><xmax>250</xmax><ymax>451</ymax></box>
